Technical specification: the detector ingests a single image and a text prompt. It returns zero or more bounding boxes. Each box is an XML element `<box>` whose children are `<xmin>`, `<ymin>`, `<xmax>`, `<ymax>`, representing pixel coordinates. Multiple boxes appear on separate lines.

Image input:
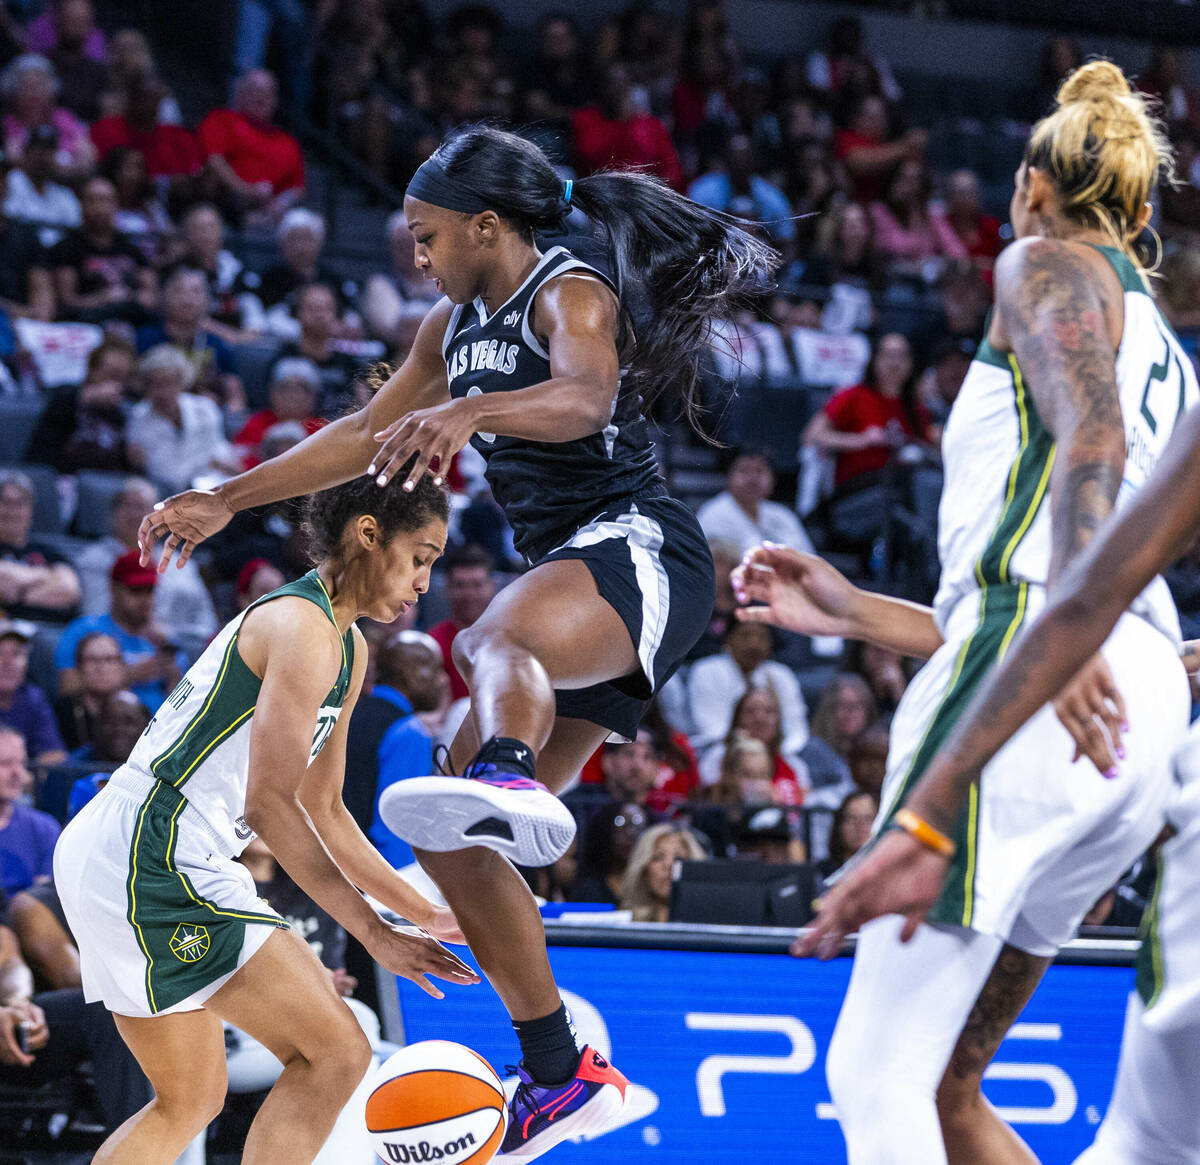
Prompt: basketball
<box><xmin>365</xmin><ymin>1040</ymin><xmax>509</xmax><ymax>1165</ymax></box>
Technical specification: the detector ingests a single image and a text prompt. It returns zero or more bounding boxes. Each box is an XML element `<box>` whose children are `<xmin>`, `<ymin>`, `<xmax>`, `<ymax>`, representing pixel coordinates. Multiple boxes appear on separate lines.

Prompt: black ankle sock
<box><xmin>514</xmin><ymin>1002</ymin><xmax>581</xmax><ymax>1085</ymax></box>
<box><xmin>466</xmin><ymin>736</ymin><xmax>537</xmax><ymax>781</ymax></box>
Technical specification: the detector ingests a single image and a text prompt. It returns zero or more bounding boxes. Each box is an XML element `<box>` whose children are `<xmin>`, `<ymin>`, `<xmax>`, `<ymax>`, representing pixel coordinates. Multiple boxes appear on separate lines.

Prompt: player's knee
<box><xmin>157</xmin><ymin>1064</ymin><xmax>227</xmax><ymax>1131</ymax></box>
<box><xmin>319</xmin><ymin>1021</ymin><xmax>373</xmax><ymax>1095</ymax></box>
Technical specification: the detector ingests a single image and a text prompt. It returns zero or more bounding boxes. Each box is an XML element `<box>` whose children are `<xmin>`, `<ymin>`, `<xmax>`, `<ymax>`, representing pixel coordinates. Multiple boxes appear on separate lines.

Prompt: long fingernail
<box><xmin>1122</xmin><ymin>722</ymin><xmax>1131</xmax><ymax>733</ymax></box>
<box><xmin>403</xmin><ymin>480</ymin><xmax>414</xmax><ymax>492</ymax></box>
<box><xmin>367</xmin><ymin>463</ymin><xmax>376</xmax><ymax>475</ymax></box>
<box><xmin>1104</xmin><ymin>767</ymin><xmax>1118</xmax><ymax>780</ymax></box>
<box><xmin>1116</xmin><ymin>746</ymin><xmax>1126</xmax><ymax>760</ymax></box>
<box><xmin>154</xmin><ymin>502</ymin><xmax>164</xmax><ymax>510</ymax></box>
<box><xmin>433</xmin><ymin>476</ymin><xmax>443</xmax><ymax>486</ymax></box>
<box><xmin>376</xmin><ymin>474</ymin><xmax>387</xmax><ymax>486</ymax></box>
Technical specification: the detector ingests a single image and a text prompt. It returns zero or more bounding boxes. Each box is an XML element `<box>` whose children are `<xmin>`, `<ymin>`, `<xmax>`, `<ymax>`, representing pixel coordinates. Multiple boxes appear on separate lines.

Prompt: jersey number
<box><xmin>1139</xmin><ymin>327</ymin><xmax>1187</xmax><ymax>436</ymax></box>
<box><xmin>310</xmin><ymin>714</ymin><xmax>336</xmax><ymax>761</ymax></box>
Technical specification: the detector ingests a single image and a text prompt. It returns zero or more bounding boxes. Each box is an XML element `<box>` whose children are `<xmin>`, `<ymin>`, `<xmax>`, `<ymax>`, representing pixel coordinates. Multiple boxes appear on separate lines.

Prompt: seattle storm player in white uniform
<box><xmin>735</xmin><ymin>61</ymin><xmax>1195</xmax><ymax>1164</ymax></box>
<box><xmin>54</xmin><ymin>475</ymin><xmax>476</xmax><ymax>1165</ymax></box>
<box><xmin>799</xmin><ymin>371</ymin><xmax>1200</xmax><ymax>1164</ymax></box>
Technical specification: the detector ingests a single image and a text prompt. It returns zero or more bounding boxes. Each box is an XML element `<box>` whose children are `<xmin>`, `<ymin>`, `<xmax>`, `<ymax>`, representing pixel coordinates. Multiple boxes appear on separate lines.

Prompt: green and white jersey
<box><xmin>123</xmin><ymin>570</ymin><xmax>356</xmax><ymax>857</ymax></box>
<box><xmin>933</xmin><ymin>245</ymin><xmax>1198</xmax><ymax>645</ymax></box>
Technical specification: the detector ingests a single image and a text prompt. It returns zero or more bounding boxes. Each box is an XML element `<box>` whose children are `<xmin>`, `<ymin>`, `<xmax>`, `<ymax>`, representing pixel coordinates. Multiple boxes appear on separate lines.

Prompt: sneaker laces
<box><xmin>433</xmin><ymin>744</ymin><xmax>458</xmax><ymax>777</ymax></box>
<box><xmin>507</xmin><ymin>1066</ymin><xmax>544</xmax><ymax>1120</ymax></box>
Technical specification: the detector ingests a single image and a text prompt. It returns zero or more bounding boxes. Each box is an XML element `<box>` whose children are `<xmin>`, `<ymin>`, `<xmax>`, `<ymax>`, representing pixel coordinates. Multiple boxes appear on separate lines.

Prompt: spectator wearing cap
<box><xmin>125</xmin><ymin>345</ymin><xmax>241</xmax><ymax>494</ymax></box>
<box><xmin>272</xmin><ymin>283</ymin><xmax>364</xmax><ymax>413</ymax></box>
<box><xmin>1</xmin><ymin>122</ymin><xmax>81</xmax><ymax>247</ymax></box>
<box><xmin>1</xmin><ymin>54</ymin><xmax>96</xmax><ymax>182</ymax></box>
<box><xmin>233</xmin><ymin>357</ymin><xmax>327</xmax><ymax>468</ymax></box>
<box><xmin>698</xmin><ymin>447</ymin><xmax>814</xmax><ymax>559</ymax></box>
<box><xmin>73</xmin><ymin>477</ymin><xmax>216</xmax><ymax>653</ymax></box>
<box><xmin>136</xmin><ymin>268</ymin><xmax>245</xmax><ymax>411</ymax></box>
<box><xmin>53</xmin><ymin>631</ymin><xmax>125</xmax><ymax>754</ymax></box>
<box><xmin>428</xmin><ymin>545</ymin><xmax>496</xmax><ymax>702</ymax></box>
<box><xmin>54</xmin><ymin>550</ymin><xmax>185</xmax><ymax>712</ymax></box>
<box><xmin>0</xmin><ymin>727</ymin><xmax>59</xmax><ymax>894</ymax></box>
<box><xmin>170</xmin><ymin>203</ymin><xmax>266</xmax><ymax>345</ymax></box>
<box><xmin>0</xmin><ymin>470</ymin><xmax>81</xmax><ymax>624</ymax></box>
<box><xmin>49</xmin><ymin>176</ymin><xmax>159</xmax><ymax>325</ymax></box>
<box><xmin>198</xmin><ymin>68</ymin><xmax>305</xmax><ymax>225</ymax></box>
<box><xmin>360</xmin><ymin>631</ymin><xmax>447</xmax><ymax>867</ymax></box>
<box><xmin>0</xmin><ymin>621</ymin><xmax>66</xmax><ymax>766</ymax></box>
<box><xmin>90</xmin><ymin>73</ymin><xmax>204</xmax><ymax>185</ymax></box>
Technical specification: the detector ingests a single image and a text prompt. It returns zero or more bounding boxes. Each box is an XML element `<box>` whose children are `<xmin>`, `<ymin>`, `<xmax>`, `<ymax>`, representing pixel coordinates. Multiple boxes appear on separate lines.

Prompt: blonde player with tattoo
<box><xmin>737</xmin><ymin>61</ymin><xmax>1196</xmax><ymax>1164</ymax></box>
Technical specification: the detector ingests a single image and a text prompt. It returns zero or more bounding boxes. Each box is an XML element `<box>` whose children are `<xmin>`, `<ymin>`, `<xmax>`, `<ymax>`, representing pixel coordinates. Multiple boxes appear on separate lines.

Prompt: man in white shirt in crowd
<box><xmin>125</xmin><ymin>345</ymin><xmax>240</xmax><ymax>494</ymax></box>
<box><xmin>697</xmin><ymin>446</ymin><xmax>814</xmax><ymax>558</ymax></box>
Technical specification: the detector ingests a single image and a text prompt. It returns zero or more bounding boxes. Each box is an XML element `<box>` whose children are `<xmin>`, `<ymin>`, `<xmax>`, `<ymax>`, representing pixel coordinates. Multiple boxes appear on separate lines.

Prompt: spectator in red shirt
<box><xmin>833</xmin><ymin>93</ymin><xmax>925</xmax><ymax>205</ymax></box>
<box><xmin>945</xmin><ymin>169</ymin><xmax>1002</xmax><ymax>280</ymax></box>
<box><xmin>233</xmin><ymin>357</ymin><xmax>326</xmax><ymax>468</ymax></box>
<box><xmin>572</xmin><ymin>63</ymin><xmax>683</xmax><ymax>189</ymax></box>
<box><xmin>90</xmin><ymin>73</ymin><xmax>203</xmax><ymax>187</ymax></box>
<box><xmin>198</xmin><ymin>68</ymin><xmax>304</xmax><ymax>225</ymax></box>
<box><xmin>428</xmin><ymin>545</ymin><xmax>496</xmax><ymax>702</ymax></box>
<box><xmin>802</xmin><ymin>332</ymin><xmax>931</xmax><ymax>488</ymax></box>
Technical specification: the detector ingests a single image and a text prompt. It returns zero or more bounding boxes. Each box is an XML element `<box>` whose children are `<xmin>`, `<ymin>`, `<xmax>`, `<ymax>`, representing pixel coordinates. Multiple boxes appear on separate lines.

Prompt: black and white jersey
<box><xmin>442</xmin><ymin>245</ymin><xmax>663</xmax><ymax>561</ymax></box>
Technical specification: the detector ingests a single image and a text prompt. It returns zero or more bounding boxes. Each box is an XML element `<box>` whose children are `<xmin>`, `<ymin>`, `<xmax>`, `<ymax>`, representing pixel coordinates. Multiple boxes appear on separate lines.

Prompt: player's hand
<box><xmin>792</xmin><ymin>829</ymin><xmax>951</xmax><ymax>960</ymax></box>
<box><xmin>138</xmin><ymin>490</ymin><xmax>235</xmax><ymax>573</ymax></box>
<box><xmin>370</xmin><ymin>398</ymin><xmax>477</xmax><ymax>493</ymax></box>
<box><xmin>733</xmin><ymin>544</ymin><xmax>862</xmax><ymax>637</ymax></box>
<box><xmin>423</xmin><ymin>904</ymin><xmax>469</xmax><ymax>946</ymax></box>
<box><xmin>366</xmin><ymin>920</ymin><xmax>480</xmax><ymax>999</ymax></box>
<box><xmin>1053</xmin><ymin>653</ymin><xmax>1127</xmax><ymax>777</ymax></box>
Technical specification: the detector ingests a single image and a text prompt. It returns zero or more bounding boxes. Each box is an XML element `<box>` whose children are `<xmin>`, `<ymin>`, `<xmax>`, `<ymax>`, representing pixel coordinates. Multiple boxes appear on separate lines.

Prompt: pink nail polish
<box><xmin>1104</xmin><ymin>767</ymin><xmax>1118</xmax><ymax>780</ymax></box>
<box><xmin>1116</xmin><ymin>746</ymin><xmax>1126</xmax><ymax>760</ymax></box>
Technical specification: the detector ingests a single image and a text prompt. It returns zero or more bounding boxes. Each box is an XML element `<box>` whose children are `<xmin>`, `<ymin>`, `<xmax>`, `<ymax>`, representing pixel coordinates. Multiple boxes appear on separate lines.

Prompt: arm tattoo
<box><xmin>999</xmin><ymin>240</ymin><xmax>1126</xmax><ymax>583</ymax></box>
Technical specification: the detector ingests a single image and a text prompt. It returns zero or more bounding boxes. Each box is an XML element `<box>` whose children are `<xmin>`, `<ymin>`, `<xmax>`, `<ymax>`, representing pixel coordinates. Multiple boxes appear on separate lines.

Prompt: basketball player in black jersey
<box><xmin>139</xmin><ymin>124</ymin><xmax>776</xmax><ymax>1158</ymax></box>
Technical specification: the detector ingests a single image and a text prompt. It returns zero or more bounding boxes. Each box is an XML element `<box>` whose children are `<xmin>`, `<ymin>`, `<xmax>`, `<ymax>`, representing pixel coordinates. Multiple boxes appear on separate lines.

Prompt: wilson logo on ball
<box><xmin>378</xmin><ymin>1133</ymin><xmax>477</xmax><ymax>1162</ymax></box>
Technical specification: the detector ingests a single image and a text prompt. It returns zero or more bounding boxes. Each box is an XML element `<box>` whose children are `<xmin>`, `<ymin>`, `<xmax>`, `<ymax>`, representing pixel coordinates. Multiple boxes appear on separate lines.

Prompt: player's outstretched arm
<box><xmin>797</xmin><ymin>402</ymin><xmax>1200</xmax><ymax>958</ymax></box>
<box><xmin>138</xmin><ymin>301</ymin><xmax>454</xmax><ymax>573</ymax></box>
<box><xmin>732</xmin><ymin>544</ymin><xmax>945</xmax><ymax>660</ymax></box>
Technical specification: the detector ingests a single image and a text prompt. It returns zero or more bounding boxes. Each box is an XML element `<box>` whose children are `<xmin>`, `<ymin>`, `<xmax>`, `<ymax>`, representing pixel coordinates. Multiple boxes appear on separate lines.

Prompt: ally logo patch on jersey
<box><xmin>169</xmin><ymin>924</ymin><xmax>210</xmax><ymax>963</ymax></box>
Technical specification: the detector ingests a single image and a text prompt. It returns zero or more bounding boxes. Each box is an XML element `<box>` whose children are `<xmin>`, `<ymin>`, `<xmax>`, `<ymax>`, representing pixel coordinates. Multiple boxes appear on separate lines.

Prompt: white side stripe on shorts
<box><xmin>551</xmin><ymin>504</ymin><xmax>670</xmax><ymax>685</ymax></box>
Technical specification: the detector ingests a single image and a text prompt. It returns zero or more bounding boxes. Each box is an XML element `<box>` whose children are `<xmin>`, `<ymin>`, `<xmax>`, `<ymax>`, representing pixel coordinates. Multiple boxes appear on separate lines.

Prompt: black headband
<box><xmin>405</xmin><ymin>156</ymin><xmax>493</xmax><ymax>213</ymax></box>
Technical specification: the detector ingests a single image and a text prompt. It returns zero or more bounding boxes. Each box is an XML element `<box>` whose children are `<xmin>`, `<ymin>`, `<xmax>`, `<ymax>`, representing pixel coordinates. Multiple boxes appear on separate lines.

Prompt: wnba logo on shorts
<box><xmin>169</xmin><ymin>924</ymin><xmax>211</xmax><ymax>963</ymax></box>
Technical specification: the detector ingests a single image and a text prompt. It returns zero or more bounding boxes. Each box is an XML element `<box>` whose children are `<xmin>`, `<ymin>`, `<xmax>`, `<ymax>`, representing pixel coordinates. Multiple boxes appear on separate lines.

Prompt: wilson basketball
<box><xmin>365</xmin><ymin>1040</ymin><xmax>508</xmax><ymax>1165</ymax></box>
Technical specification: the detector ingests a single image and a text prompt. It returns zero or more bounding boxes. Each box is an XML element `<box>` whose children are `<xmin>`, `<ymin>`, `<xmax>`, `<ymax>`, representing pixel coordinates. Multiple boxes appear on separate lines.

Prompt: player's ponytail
<box><xmin>427</xmin><ymin>125</ymin><xmax>778</xmax><ymax>433</ymax></box>
<box><xmin>1025</xmin><ymin>59</ymin><xmax>1174</xmax><ymax>279</ymax></box>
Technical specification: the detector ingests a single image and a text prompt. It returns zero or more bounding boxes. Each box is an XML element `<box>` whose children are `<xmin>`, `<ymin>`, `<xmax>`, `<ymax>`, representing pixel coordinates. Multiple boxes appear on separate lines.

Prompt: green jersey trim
<box><xmin>1136</xmin><ymin>856</ymin><xmax>1166</xmax><ymax>1009</ymax></box>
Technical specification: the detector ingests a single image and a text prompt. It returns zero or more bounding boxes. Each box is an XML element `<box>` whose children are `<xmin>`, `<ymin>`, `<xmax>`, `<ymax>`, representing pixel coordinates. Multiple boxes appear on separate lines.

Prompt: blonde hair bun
<box><xmin>1056</xmin><ymin>59</ymin><xmax>1133</xmax><ymax>106</ymax></box>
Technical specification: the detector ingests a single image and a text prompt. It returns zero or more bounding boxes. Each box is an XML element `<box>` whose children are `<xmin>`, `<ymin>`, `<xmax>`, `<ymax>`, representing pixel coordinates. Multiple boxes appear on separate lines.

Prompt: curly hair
<box><xmin>301</xmin><ymin>457</ymin><xmax>449</xmax><ymax>563</ymax></box>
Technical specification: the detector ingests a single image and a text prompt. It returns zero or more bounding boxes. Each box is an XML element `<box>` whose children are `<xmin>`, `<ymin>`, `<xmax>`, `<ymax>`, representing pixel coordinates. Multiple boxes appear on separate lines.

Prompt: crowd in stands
<box><xmin>0</xmin><ymin>0</ymin><xmax>1197</xmax><ymax>1147</ymax></box>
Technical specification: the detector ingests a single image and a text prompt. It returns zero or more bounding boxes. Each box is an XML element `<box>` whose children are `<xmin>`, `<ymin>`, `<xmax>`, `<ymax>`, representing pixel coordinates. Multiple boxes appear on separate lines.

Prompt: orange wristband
<box><xmin>894</xmin><ymin>808</ymin><xmax>957</xmax><ymax>858</ymax></box>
